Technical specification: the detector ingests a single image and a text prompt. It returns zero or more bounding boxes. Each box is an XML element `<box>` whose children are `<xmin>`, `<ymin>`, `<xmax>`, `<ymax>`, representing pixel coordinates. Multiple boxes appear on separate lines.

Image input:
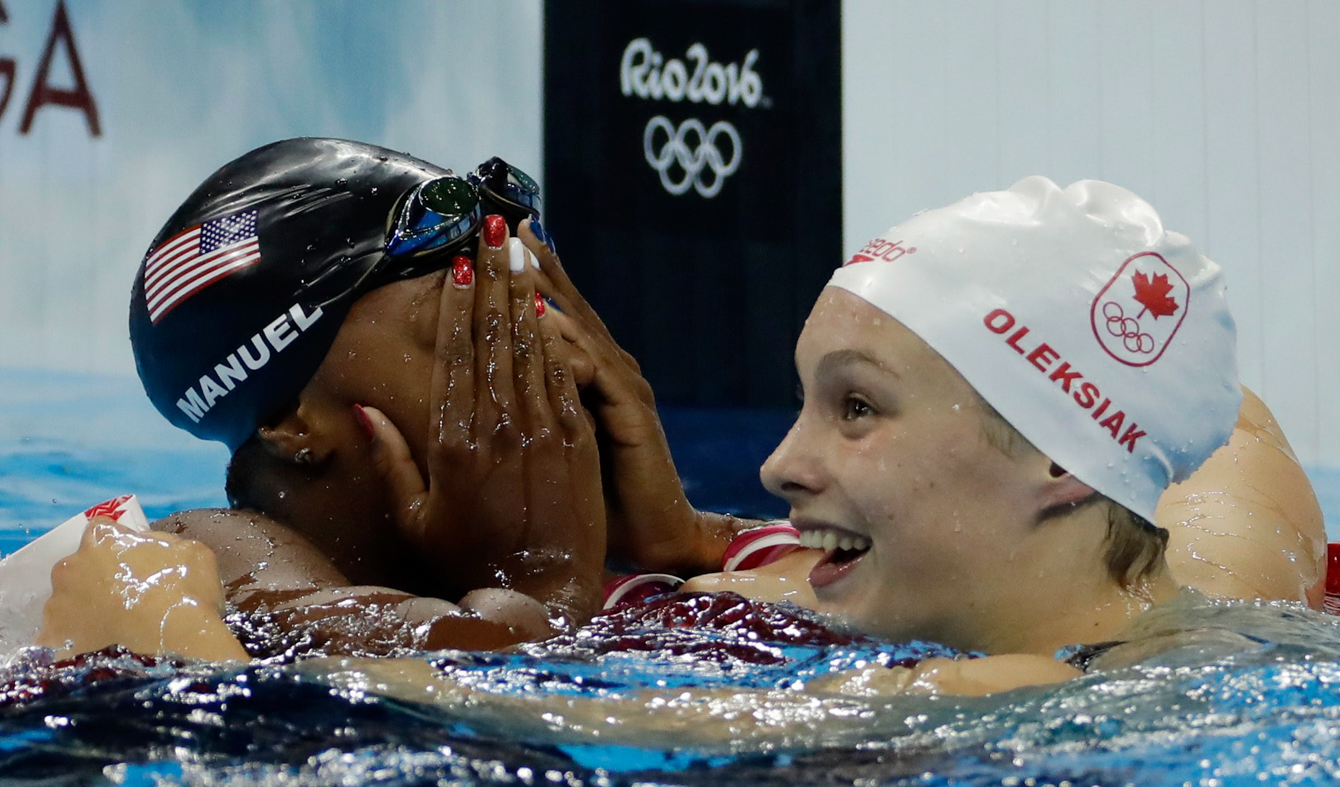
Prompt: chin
<box><xmin>812</xmin><ymin>588</ymin><xmax>877</xmax><ymax>632</ymax></box>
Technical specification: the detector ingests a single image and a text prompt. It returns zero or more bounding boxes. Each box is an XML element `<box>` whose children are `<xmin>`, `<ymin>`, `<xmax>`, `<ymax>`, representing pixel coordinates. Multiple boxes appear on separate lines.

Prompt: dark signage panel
<box><xmin>544</xmin><ymin>0</ymin><xmax>842</xmax><ymax>408</ymax></box>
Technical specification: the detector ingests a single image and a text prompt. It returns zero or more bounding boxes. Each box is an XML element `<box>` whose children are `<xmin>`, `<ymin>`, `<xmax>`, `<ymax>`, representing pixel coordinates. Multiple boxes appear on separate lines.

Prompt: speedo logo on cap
<box><xmin>843</xmin><ymin>237</ymin><xmax>917</xmax><ymax>267</ymax></box>
<box><xmin>176</xmin><ymin>303</ymin><xmax>323</xmax><ymax>423</ymax></box>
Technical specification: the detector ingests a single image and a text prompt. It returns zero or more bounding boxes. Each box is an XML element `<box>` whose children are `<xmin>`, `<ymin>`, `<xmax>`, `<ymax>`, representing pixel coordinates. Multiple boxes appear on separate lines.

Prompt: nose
<box><xmin>760</xmin><ymin>416</ymin><xmax>826</xmax><ymax>501</ymax></box>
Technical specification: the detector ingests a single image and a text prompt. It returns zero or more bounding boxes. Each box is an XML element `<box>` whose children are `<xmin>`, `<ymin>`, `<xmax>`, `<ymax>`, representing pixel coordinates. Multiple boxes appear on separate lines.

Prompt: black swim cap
<box><xmin>130</xmin><ymin>138</ymin><xmax>449</xmax><ymax>450</ymax></box>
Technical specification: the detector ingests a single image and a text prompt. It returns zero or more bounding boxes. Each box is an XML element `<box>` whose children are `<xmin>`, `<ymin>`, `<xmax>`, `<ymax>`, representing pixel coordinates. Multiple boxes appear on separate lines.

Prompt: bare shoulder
<box><xmin>1158</xmin><ymin>386</ymin><xmax>1326</xmax><ymax>606</ymax></box>
<box><xmin>153</xmin><ymin>508</ymin><xmax>348</xmax><ymax>593</ymax></box>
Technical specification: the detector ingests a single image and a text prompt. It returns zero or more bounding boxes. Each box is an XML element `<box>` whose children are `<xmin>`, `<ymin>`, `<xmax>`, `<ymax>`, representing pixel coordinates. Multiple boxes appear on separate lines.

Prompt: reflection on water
<box><xmin>1</xmin><ymin>592</ymin><xmax>1340</xmax><ymax>784</ymax></box>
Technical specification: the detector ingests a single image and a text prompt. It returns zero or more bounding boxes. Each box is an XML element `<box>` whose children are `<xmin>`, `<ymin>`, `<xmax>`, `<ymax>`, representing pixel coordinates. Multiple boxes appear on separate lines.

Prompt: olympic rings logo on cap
<box><xmin>642</xmin><ymin>115</ymin><xmax>742</xmax><ymax>199</ymax></box>
<box><xmin>1101</xmin><ymin>302</ymin><xmax>1156</xmax><ymax>355</ymax></box>
<box><xmin>1089</xmin><ymin>251</ymin><xmax>1191</xmax><ymax>368</ymax></box>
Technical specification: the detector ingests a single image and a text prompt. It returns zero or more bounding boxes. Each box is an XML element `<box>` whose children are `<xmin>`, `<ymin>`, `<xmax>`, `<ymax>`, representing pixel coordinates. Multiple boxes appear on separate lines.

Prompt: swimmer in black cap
<box><xmin>126</xmin><ymin>138</ymin><xmax>619</xmax><ymax>655</ymax></box>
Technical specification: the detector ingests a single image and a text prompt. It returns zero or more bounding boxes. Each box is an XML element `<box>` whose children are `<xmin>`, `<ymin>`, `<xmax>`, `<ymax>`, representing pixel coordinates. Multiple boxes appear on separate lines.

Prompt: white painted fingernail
<box><xmin>527</xmin><ymin>248</ymin><xmax>540</xmax><ymax>270</ymax></box>
<box><xmin>507</xmin><ymin>237</ymin><xmax>526</xmax><ymax>273</ymax></box>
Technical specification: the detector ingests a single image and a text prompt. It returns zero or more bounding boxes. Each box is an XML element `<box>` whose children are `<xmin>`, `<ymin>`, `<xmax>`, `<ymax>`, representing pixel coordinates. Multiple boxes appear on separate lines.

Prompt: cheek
<box><xmin>376</xmin><ymin>357</ymin><xmax>436</xmax><ymax>462</ymax></box>
<box><xmin>851</xmin><ymin>439</ymin><xmax>1000</xmax><ymax>555</ymax></box>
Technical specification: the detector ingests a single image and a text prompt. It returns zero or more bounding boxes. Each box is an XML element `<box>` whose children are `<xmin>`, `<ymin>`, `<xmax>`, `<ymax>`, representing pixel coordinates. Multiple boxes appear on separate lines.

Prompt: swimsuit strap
<box><xmin>600</xmin><ymin>522</ymin><xmax>803</xmax><ymax>611</ymax></box>
<box><xmin>1325</xmin><ymin>543</ymin><xmax>1340</xmax><ymax>616</ymax></box>
<box><xmin>720</xmin><ymin>521</ymin><xmax>802</xmax><ymax>572</ymax></box>
<box><xmin>601</xmin><ymin>573</ymin><xmax>685</xmax><ymax>610</ymax></box>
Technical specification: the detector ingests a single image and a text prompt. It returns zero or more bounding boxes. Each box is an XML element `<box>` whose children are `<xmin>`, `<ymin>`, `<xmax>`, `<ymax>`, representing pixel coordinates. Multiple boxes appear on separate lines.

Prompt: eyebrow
<box><xmin>813</xmin><ymin>348</ymin><xmax>898</xmax><ymax>379</ymax></box>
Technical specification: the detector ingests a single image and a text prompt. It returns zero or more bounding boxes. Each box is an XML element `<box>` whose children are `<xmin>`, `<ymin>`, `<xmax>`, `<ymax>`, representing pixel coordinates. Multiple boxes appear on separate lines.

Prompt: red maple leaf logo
<box><xmin>1132</xmin><ymin>271</ymin><xmax>1179</xmax><ymax>319</ymax></box>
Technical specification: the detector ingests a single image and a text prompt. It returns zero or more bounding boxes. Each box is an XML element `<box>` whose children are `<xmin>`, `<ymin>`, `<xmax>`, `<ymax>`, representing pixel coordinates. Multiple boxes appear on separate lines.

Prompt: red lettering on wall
<box><xmin>18</xmin><ymin>1</ymin><xmax>100</xmax><ymax>137</ymax></box>
<box><xmin>0</xmin><ymin>1</ymin><xmax>14</xmax><ymax>123</ymax></box>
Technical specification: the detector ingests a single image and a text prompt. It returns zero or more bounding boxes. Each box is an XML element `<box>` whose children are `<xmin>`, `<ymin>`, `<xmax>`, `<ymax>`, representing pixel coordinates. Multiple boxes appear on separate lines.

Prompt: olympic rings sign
<box><xmin>642</xmin><ymin>115</ymin><xmax>742</xmax><ymax>199</ymax></box>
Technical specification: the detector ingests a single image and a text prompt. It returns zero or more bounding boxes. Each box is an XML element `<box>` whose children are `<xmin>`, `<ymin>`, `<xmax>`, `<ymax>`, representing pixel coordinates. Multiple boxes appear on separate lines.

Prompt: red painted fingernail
<box><xmin>353</xmin><ymin>404</ymin><xmax>375</xmax><ymax>439</ymax></box>
<box><xmin>451</xmin><ymin>255</ymin><xmax>473</xmax><ymax>288</ymax></box>
<box><xmin>535</xmin><ymin>292</ymin><xmax>546</xmax><ymax>317</ymax></box>
<box><xmin>483</xmin><ymin>214</ymin><xmax>506</xmax><ymax>249</ymax></box>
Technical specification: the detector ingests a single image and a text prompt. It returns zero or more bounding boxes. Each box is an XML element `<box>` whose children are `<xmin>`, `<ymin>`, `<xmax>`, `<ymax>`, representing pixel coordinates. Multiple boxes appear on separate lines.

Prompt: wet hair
<box><xmin>224</xmin><ymin>436</ymin><xmax>269</xmax><ymax>512</ymax></box>
<box><xmin>976</xmin><ymin>398</ymin><xmax>1168</xmax><ymax>590</ymax></box>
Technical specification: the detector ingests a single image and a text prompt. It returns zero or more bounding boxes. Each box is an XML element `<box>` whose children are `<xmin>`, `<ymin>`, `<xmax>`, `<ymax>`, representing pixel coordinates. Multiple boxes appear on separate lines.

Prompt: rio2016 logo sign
<box><xmin>0</xmin><ymin>0</ymin><xmax>101</xmax><ymax>138</ymax></box>
<box><xmin>620</xmin><ymin>38</ymin><xmax>763</xmax><ymax>199</ymax></box>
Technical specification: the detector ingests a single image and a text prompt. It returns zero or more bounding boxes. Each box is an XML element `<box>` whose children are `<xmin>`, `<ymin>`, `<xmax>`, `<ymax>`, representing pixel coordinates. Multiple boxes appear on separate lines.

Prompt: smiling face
<box><xmin>761</xmin><ymin>288</ymin><xmax>1083</xmax><ymax>651</ymax></box>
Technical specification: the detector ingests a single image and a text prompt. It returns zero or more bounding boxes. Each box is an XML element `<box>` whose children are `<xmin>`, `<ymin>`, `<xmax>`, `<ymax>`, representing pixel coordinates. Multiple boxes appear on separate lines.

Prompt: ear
<box><xmin>254</xmin><ymin>403</ymin><xmax>337</xmax><ymax>469</ymax></box>
<box><xmin>1037</xmin><ymin>461</ymin><xmax>1097</xmax><ymax>513</ymax></box>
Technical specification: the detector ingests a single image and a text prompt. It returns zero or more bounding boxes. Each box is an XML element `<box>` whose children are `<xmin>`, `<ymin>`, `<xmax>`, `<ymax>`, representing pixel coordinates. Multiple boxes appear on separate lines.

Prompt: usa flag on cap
<box><xmin>143</xmin><ymin>209</ymin><xmax>261</xmax><ymax>324</ymax></box>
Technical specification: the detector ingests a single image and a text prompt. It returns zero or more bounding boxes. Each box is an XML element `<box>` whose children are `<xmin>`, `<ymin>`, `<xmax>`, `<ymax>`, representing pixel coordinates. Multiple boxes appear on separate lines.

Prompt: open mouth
<box><xmin>799</xmin><ymin>527</ymin><xmax>871</xmax><ymax>589</ymax></box>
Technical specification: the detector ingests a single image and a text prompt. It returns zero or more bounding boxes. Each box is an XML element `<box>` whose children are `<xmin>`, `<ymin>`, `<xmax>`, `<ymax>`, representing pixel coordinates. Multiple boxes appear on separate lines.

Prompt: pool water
<box><xmin>3</xmin><ymin>592</ymin><xmax>1340</xmax><ymax>785</ymax></box>
<box><xmin>4</xmin><ymin>367</ymin><xmax>1340</xmax><ymax>785</ymax></box>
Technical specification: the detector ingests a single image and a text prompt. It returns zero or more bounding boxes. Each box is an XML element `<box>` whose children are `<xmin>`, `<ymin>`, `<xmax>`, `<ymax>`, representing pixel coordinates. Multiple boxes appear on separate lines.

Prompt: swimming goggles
<box><xmin>383</xmin><ymin>156</ymin><xmax>540</xmax><ymax>267</ymax></box>
<box><xmin>311</xmin><ymin>156</ymin><xmax>541</xmax><ymax>310</ymax></box>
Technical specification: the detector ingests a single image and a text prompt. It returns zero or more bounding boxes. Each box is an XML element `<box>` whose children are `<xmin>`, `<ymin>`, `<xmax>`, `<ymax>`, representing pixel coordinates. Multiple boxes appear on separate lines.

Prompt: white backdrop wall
<box><xmin>843</xmin><ymin>0</ymin><xmax>1340</xmax><ymax>468</ymax></box>
<box><xmin>1</xmin><ymin>0</ymin><xmax>1337</xmax><ymax>469</ymax></box>
<box><xmin>0</xmin><ymin>0</ymin><xmax>542</xmax><ymax>378</ymax></box>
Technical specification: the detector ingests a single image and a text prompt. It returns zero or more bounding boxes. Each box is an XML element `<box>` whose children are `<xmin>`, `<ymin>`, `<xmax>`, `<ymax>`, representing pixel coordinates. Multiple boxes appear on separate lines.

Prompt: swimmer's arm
<box><xmin>38</xmin><ymin>519</ymin><xmax>250</xmax><ymax>663</ymax></box>
<box><xmin>155</xmin><ymin>508</ymin><xmax>350</xmax><ymax>594</ymax></box>
<box><xmin>230</xmin><ymin>585</ymin><xmax>547</xmax><ymax>656</ymax></box>
<box><xmin>157</xmin><ymin>509</ymin><xmax>556</xmax><ymax>655</ymax></box>
<box><xmin>811</xmin><ymin>655</ymin><xmax>1081</xmax><ymax>697</ymax></box>
<box><xmin>315</xmin><ymin>656</ymin><xmax>1078</xmax><ymax>746</ymax></box>
<box><xmin>521</xmin><ymin>225</ymin><xmax>765</xmax><ymax>576</ymax></box>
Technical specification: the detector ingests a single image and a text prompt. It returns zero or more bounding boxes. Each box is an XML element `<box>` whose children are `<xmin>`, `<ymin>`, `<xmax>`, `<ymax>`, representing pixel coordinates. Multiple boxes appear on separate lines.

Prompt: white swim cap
<box><xmin>828</xmin><ymin>176</ymin><xmax>1240</xmax><ymax>522</ymax></box>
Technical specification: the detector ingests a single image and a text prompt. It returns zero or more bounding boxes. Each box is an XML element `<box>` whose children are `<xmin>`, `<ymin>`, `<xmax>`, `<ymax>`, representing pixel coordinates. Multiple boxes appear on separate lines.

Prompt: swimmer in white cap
<box><xmin>759</xmin><ymin>175</ymin><xmax>1241</xmax><ymax>659</ymax></box>
<box><xmin>676</xmin><ymin>177</ymin><xmax>1323</xmax><ymax>622</ymax></box>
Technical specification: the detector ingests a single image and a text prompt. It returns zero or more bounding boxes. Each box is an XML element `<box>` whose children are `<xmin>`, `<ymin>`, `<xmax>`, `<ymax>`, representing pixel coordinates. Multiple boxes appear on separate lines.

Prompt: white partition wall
<box><xmin>844</xmin><ymin>0</ymin><xmax>1340</xmax><ymax>468</ymax></box>
<box><xmin>0</xmin><ymin>0</ymin><xmax>542</xmax><ymax>378</ymax></box>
